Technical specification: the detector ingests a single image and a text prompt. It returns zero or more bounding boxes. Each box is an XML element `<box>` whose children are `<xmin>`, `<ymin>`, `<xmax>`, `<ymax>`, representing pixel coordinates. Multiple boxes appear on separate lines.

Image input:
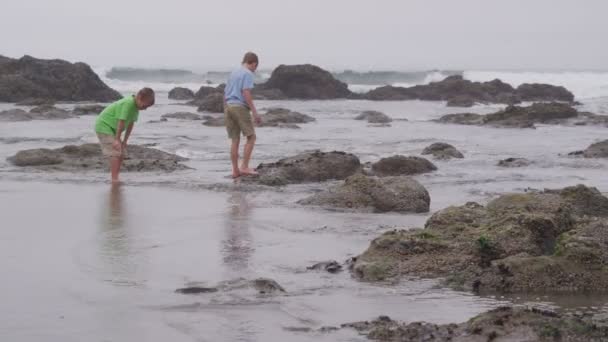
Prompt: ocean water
<box><xmin>2</xmin><ymin>69</ymin><xmax>608</xmax><ymax>341</ymax></box>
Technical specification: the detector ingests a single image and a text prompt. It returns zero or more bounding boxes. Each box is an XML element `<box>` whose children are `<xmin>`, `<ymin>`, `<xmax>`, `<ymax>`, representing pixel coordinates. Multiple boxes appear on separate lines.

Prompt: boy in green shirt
<box><xmin>95</xmin><ymin>87</ymin><xmax>155</xmax><ymax>183</ymax></box>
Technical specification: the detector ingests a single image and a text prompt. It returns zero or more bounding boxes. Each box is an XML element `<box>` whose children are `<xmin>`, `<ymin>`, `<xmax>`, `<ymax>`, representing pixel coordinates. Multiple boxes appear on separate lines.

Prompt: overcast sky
<box><xmin>1</xmin><ymin>0</ymin><xmax>606</xmax><ymax>71</ymax></box>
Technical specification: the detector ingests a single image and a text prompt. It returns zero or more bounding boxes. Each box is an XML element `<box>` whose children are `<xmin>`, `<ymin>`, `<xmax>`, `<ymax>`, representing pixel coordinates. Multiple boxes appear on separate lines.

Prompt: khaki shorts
<box><xmin>225</xmin><ymin>105</ymin><xmax>255</xmax><ymax>139</ymax></box>
<box><xmin>97</xmin><ymin>133</ymin><xmax>127</xmax><ymax>158</ymax></box>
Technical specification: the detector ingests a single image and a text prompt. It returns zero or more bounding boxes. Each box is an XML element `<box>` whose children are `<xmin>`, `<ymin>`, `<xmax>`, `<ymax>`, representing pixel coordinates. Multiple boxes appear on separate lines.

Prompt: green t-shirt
<box><xmin>95</xmin><ymin>96</ymin><xmax>139</xmax><ymax>136</ymax></box>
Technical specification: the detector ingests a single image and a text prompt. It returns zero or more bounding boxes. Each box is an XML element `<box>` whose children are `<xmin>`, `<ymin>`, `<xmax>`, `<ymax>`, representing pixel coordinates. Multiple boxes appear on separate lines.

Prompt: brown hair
<box><xmin>242</xmin><ymin>52</ymin><xmax>259</xmax><ymax>65</ymax></box>
<box><xmin>137</xmin><ymin>87</ymin><xmax>155</xmax><ymax>105</ymax></box>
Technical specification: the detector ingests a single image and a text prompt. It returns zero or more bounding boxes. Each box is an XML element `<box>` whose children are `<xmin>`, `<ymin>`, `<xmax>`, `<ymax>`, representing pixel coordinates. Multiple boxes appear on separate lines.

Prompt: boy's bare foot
<box><xmin>239</xmin><ymin>168</ymin><xmax>258</xmax><ymax>176</ymax></box>
<box><xmin>232</xmin><ymin>170</ymin><xmax>241</xmax><ymax>179</ymax></box>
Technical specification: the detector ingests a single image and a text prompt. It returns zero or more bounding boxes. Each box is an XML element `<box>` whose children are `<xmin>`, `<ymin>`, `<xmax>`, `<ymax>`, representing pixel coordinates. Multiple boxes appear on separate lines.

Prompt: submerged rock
<box><xmin>15</xmin><ymin>98</ymin><xmax>56</xmax><ymax>106</ymax></box>
<box><xmin>252</xmin><ymin>87</ymin><xmax>287</xmax><ymax>100</ymax></box>
<box><xmin>298</xmin><ymin>173</ymin><xmax>431</xmax><ymax>213</ymax></box>
<box><xmin>355</xmin><ymin>110</ymin><xmax>393</xmax><ymax>124</ymax></box>
<box><xmin>342</xmin><ymin>307</ymin><xmax>608</xmax><ymax>342</ymax></box>
<box><xmin>175</xmin><ymin>278</ymin><xmax>286</xmax><ymax>295</ymax></box>
<box><xmin>168</xmin><ymin>87</ymin><xmax>195</xmax><ymax>100</ymax></box>
<box><xmin>161</xmin><ymin>112</ymin><xmax>203</xmax><ymax>121</ymax></box>
<box><xmin>0</xmin><ymin>106</ymin><xmax>76</xmax><ymax>121</ymax></box>
<box><xmin>351</xmin><ymin>184</ymin><xmax>608</xmax><ymax>292</ymax></box>
<box><xmin>421</xmin><ymin>143</ymin><xmax>464</xmax><ymax>160</ymax></box>
<box><xmin>8</xmin><ymin>144</ymin><xmax>189</xmax><ymax>172</ymax></box>
<box><xmin>371</xmin><ymin>155</ymin><xmax>437</xmax><ymax>176</ymax></box>
<box><xmin>438</xmin><ymin>102</ymin><xmax>580</xmax><ymax>128</ymax></box>
<box><xmin>254</xmin><ymin>151</ymin><xmax>361</xmax><ymax>186</ymax></box>
<box><xmin>0</xmin><ymin>55</ymin><xmax>121</xmax><ymax>102</ymax></box>
<box><xmin>72</xmin><ymin>104</ymin><xmax>105</xmax><ymax>116</ymax></box>
<box><xmin>202</xmin><ymin>115</ymin><xmax>225</xmax><ymax>127</ymax></box>
<box><xmin>260</xmin><ymin>64</ymin><xmax>352</xmax><ymax>99</ymax></box>
<box><xmin>498</xmin><ymin>157</ymin><xmax>533</xmax><ymax>167</ymax></box>
<box><xmin>307</xmin><ymin>261</ymin><xmax>343</xmax><ymax>274</ymax></box>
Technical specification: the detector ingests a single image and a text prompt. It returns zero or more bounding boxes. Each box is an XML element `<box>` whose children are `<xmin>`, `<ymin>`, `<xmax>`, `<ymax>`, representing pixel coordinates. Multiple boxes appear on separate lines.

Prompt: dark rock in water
<box><xmin>351</xmin><ymin>184</ymin><xmax>608</xmax><ymax>292</ymax></box>
<box><xmin>371</xmin><ymin>155</ymin><xmax>437</xmax><ymax>176</ymax></box>
<box><xmin>498</xmin><ymin>157</ymin><xmax>532</xmax><ymax>167</ymax></box>
<box><xmin>161</xmin><ymin>112</ymin><xmax>203</xmax><ymax>121</ymax></box>
<box><xmin>308</xmin><ymin>261</ymin><xmax>343</xmax><ymax>273</ymax></box>
<box><xmin>577</xmin><ymin>140</ymin><xmax>608</xmax><ymax>158</ymax></box>
<box><xmin>364</xmin><ymin>75</ymin><xmax>575</xmax><ymax>105</ymax></box>
<box><xmin>0</xmin><ymin>55</ymin><xmax>121</xmax><ymax>102</ymax></box>
<box><xmin>252</xmin><ymin>278</ymin><xmax>286</xmax><ymax>294</ymax></box>
<box><xmin>342</xmin><ymin>307</ymin><xmax>608</xmax><ymax>342</ymax></box>
<box><xmin>202</xmin><ymin>115</ymin><xmax>225</xmax><ymax>127</ymax></box>
<box><xmin>260</xmin><ymin>64</ymin><xmax>352</xmax><ymax>99</ymax></box>
<box><xmin>259</xmin><ymin>107</ymin><xmax>315</xmax><ymax>127</ymax></box>
<box><xmin>168</xmin><ymin>87</ymin><xmax>194</xmax><ymax>100</ymax></box>
<box><xmin>446</xmin><ymin>95</ymin><xmax>475</xmax><ymax>107</ymax></box>
<box><xmin>254</xmin><ymin>151</ymin><xmax>361</xmax><ymax>186</ymax></box>
<box><xmin>15</xmin><ymin>98</ymin><xmax>56</xmax><ymax>106</ymax></box>
<box><xmin>299</xmin><ymin>173</ymin><xmax>431</xmax><ymax>213</ymax></box>
<box><xmin>193</xmin><ymin>85</ymin><xmax>222</xmax><ymax>99</ymax></box>
<box><xmin>516</xmin><ymin>83</ymin><xmax>575</xmax><ymax>103</ymax></box>
<box><xmin>355</xmin><ymin>110</ymin><xmax>392</xmax><ymax>123</ymax></box>
<box><xmin>196</xmin><ymin>93</ymin><xmax>224</xmax><ymax>113</ymax></box>
<box><xmin>438</xmin><ymin>102</ymin><xmax>580</xmax><ymax>128</ymax></box>
<box><xmin>252</xmin><ymin>87</ymin><xmax>287</xmax><ymax>100</ymax></box>
<box><xmin>7</xmin><ymin>144</ymin><xmax>189</xmax><ymax>172</ymax></box>
<box><xmin>175</xmin><ymin>287</ymin><xmax>219</xmax><ymax>294</ymax></box>
<box><xmin>421</xmin><ymin>143</ymin><xmax>464</xmax><ymax>160</ymax></box>
<box><xmin>72</xmin><ymin>104</ymin><xmax>105</xmax><ymax>116</ymax></box>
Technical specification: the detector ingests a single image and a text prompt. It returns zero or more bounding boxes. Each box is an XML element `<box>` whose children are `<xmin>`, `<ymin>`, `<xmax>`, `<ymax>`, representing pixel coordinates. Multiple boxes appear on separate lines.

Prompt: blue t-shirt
<box><xmin>224</xmin><ymin>67</ymin><xmax>255</xmax><ymax>107</ymax></box>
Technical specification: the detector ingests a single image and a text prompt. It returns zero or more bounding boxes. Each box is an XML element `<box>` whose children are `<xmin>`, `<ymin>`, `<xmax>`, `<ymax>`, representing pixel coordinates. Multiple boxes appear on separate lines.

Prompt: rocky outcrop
<box><xmin>351</xmin><ymin>184</ymin><xmax>608</xmax><ymax>293</ymax></box>
<box><xmin>298</xmin><ymin>173</ymin><xmax>431</xmax><ymax>213</ymax></box>
<box><xmin>259</xmin><ymin>64</ymin><xmax>352</xmax><ymax>99</ymax></box>
<box><xmin>0</xmin><ymin>55</ymin><xmax>121</xmax><ymax>102</ymax></box>
<box><xmin>498</xmin><ymin>157</ymin><xmax>533</xmax><ymax>167</ymax></box>
<box><xmin>437</xmin><ymin>102</ymin><xmax>580</xmax><ymax>128</ymax></box>
<box><xmin>193</xmin><ymin>85</ymin><xmax>223</xmax><ymax>99</ymax></box>
<box><xmin>517</xmin><ymin>83</ymin><xmax>575</xmax><ymax>103</ymax></box>
<box><xmin>341</xmin><ymin>307</ymin><xmax>608</xmax><ymax>342</ymax></box>
<box><xmin>161</xmin><ymin>112</ymin><xmax>203</xmax><ymax>120</ymax></box>
<box><xmin>574</xmin><ymin>140</ymin><xmax>608</xmax><ymax>158</ymax></box>
<box><xmin>355</xmin><ymin>111</ymin><xmax>392</xmax><ymax>124</ymax></box>
<box><xmin>421</xmin><ymin>143</ymin><xmax>464</xmax><ymax>160</ymax></box>
<box><xmin>8</xmin><ymin>144</ymin><xmax>189</xmax><ymax>172</ymax></box>
<box><xmin>72</xmin><ymin>104</ymin><xmax>105</xmax><ymax>116</ymax></box>
<box><xmin>253</xmin><ymin>151</ymin><xmax>361</xmax><ymax>186</ymax></box>
<box><xmin>371</xmin><ymin>156</ymin><xmax>437</xmax><ymax>176</ymax></box>
<box><xmin>168</xmin><ymin>87</ymin><xmax>194</xmax><ymax>100</ymax></box>
<box><xmin>0</xmin><ymin>106</ymin><xmax>76</xmax><ymax>121</ymax></box>
<box><xmin>363</xmin><ymin>75</ymin><xmax>574</xmax><ymax>104</ymax></box>
<box><xmin>196</xmin><ymin>93</ymin><xmax>224</xmax><ymax>113</ymax></box>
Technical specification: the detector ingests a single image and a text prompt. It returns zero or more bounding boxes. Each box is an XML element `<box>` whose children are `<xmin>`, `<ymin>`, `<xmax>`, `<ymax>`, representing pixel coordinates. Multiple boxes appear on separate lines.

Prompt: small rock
<box><xmin>72</xmin><ymin>104</ymin><xmax>105</xmax><ymax>116</ymax></box>
<box><xmin>168</xmin><ymin>87</ymin><xmax>195</xmax><ymax>100</ymax></box>
<box><xmin>307</xmin><ymin>261</ymin><xmax>343</xmax><ymax>273</ymax></box>
<box><xmin>355</xmin><ymin>110</ymin><xmax>393</xmax><ymax>124</ymax></box>
<box><xmin>497</xmin><ymin>157</ymin><xmax>532</xmax><ymax>167</ymax></box>
<box><xmin>371</xmin><ymin>155</ymin><xmax>437</xmax><ymax>176</ymax></box>
<box><xmin>175</xmin><ymin>287</ymin><xmax>219</xmax><ymax>294</ymax></box>
<box><xmin>421</xmin><ymin>143</ymin><xmax>464</xmax><ymax>160</ymax></box>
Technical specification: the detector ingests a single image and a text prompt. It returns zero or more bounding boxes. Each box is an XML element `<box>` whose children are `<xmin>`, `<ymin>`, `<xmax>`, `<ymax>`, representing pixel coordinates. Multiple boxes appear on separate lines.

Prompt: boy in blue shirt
<box><xmin>224</xmin><ymin>52</ymin><xmax>262</xmax><ymax>178</ymax></box>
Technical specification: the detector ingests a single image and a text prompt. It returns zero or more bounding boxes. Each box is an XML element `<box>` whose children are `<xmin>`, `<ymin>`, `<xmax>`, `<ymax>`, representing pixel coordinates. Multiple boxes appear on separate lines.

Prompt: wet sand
<box><xmin>2</xmin><ymin>95</ymin><xmax>608</xmax><ymax>340</ymax></box>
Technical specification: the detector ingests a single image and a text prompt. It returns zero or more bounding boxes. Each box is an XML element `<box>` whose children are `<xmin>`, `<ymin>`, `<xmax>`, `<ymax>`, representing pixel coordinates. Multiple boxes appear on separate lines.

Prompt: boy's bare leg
<box><xmin>231</xmin><ymin>138</ymin><xmax>241</xmax><ymax>178</ymax></box>
<box><xmin>110</xmin><ymin>156</ymin><xmax>121</xmax><ymax>183</ymax></box>
<box><xmin>240</xmin><ymin>134</ymin><xmax>257</xmax><ymax>174</ymax></box>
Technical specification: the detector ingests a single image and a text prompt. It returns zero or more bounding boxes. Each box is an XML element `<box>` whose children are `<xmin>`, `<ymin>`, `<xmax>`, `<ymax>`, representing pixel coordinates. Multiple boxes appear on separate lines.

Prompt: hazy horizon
<box><xmin>2</xmin><ymin>0</ymin><xmax>607</xmax><ymax>71</ymax></box>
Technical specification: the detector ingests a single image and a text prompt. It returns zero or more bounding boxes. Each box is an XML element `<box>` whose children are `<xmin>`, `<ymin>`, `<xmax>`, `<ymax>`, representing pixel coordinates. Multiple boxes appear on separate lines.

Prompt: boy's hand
<box><xmin>112</xmin><ymin>139</ymin><xmax>122</xmax><ymax>152</ymax></box>
<box><xmin>253</xmin><ymin>113</ymin><xmax>262</xmax><ymax>126</ymax></box>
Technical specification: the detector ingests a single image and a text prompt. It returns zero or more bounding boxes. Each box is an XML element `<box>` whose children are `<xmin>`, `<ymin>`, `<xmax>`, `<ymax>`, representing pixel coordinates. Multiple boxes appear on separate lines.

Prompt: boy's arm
<box><xmin>113</xmin><ymin>120</ymin><xmax>126</xmax><ymax>151</ymax></box>
<box><xmin>243</xmin><ymin>89</ymin><xmax>261</xmax><ymax>124</ymax></box>
<box><xmin>123</xmin><ymin>122</ymin><xmax>135</xmax><ymax>145</ymax></box>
